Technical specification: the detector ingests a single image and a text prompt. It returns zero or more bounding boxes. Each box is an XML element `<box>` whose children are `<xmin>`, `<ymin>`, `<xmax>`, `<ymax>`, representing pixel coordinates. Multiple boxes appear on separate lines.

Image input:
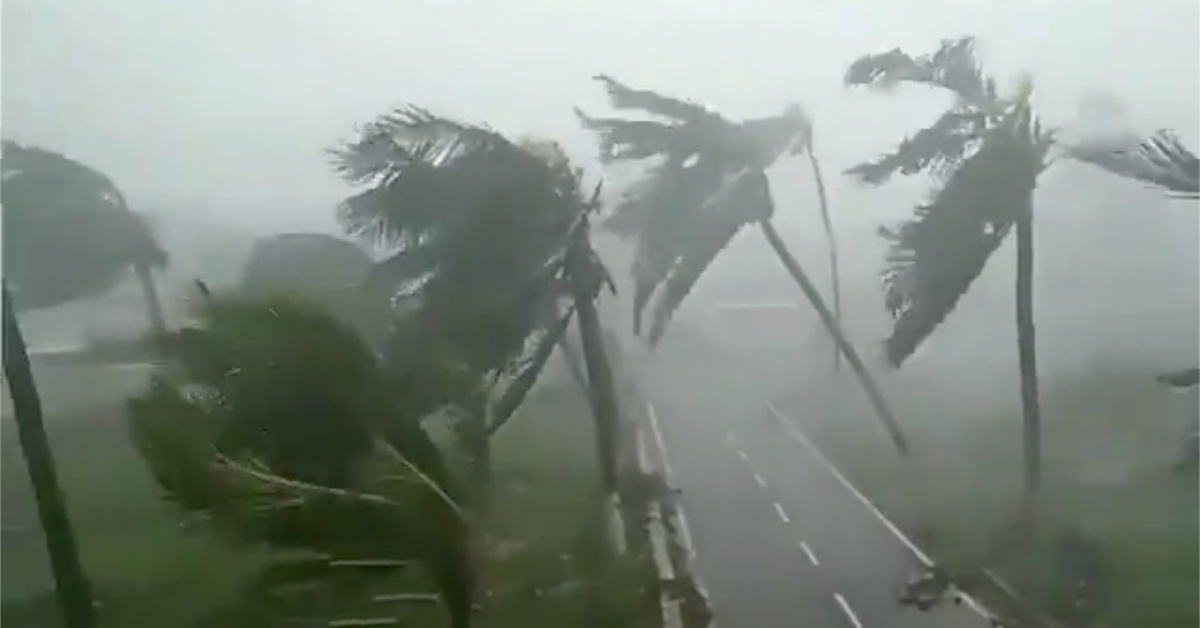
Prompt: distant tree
<box><xmin>576</xmin><ymin>76</ymin><xmax>908</xmax><ymax>454</ymax></box>
<box><xmin>127</xmin><ymin>291</ymin><xmax>472</xmax><ymax>627</ymax></box>
<box><xmin>844</xmin><ymin>37</ymin><xmax>1054</xmax><ymax>491</ymax></box>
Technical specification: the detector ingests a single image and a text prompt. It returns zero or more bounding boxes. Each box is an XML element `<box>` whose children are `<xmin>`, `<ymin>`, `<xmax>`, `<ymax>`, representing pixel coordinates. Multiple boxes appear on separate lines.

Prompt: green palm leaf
<box><xmin>1067</xmin><ymin>129</ymin><xmax>1199</xmax><ymax>199</ymax></box>
<box><xmin>881</xmin><ymin>103</ymin><xmax>1052</xmax><ymax>366</ymax></box>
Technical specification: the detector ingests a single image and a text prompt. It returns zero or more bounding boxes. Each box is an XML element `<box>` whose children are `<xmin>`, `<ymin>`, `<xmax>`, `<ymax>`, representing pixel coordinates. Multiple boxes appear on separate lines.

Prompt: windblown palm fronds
<box><xmin>127</xmin><ymin>291</ymin><xmax>472</xmax><ymax>626</ymax></box>
<box><xmin>879</xmin><ymin>89</ymin><xmax>1052</xmax><ymax>366</ymax></box>
<box><xmin>2</xmin><ymin>141</ymin><xmax>167</xmax><ymax>311</ymax></box>
<box><xmin>577</xmin><ymin>75</ymin><xmax>814</xmax><ymax>342</ymax></box>
<box><xmin>1067</xmin><ymin>130</ymin><xmax>1199</xmax><ymax>199</ymax></box>
<box><xmin>845</xmin><ymin>37</ymin><xmax>1001</xmax><ymax>186</ymax></box>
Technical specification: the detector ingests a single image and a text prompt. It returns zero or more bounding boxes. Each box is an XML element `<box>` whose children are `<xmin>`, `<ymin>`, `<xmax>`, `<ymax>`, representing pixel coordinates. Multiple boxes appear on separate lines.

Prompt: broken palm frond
<box><xmin>1067</xmin><ymin>129</ymin><xmax>1199</xmax><ymax>199</ymax></box>
<box><xmin>881</xmin><ymin>98</ymin><xmax>1052</xmax><ymax>366</ymax></box>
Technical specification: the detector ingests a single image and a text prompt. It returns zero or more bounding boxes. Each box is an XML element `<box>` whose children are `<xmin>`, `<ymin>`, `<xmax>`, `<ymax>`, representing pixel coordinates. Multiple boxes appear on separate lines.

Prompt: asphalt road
<box><xmin>628</xmin><ymin>346</ymin><xmax>1001</xmax><ymax>628</ymax></box>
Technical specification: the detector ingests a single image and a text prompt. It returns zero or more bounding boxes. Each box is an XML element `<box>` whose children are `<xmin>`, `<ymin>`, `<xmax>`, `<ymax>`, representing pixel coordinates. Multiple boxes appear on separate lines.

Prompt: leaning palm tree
<box><xmin>1</xmin><ymin>142</ymin><xmax>172</xmax><ymax>628</ymax></box>
<box><xmin>576</xmin><ymin>75</ymin><xmax>907</xmax><ymax>454</ymax></box>
<box><xmin>127</xmin><ymin>290</ymin><xmax>472</xmax><ymax>627</ymax></box>
<box><xmin>845</xmin><ymin>38</ymin><xmax>1055</xmax><ymax>493</ymax></box>
<box><xmin>329</xmin><ymin>110</ymin><xmax>628</xmax><ymax>548</ymax></box>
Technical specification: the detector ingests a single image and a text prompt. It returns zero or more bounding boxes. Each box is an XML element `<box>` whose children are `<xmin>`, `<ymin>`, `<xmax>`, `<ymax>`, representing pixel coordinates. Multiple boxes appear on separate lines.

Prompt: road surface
<box><xmin>628</xmin><ymin>347</ymin><xmax>1000</xmax><ymax>628</ymax></box>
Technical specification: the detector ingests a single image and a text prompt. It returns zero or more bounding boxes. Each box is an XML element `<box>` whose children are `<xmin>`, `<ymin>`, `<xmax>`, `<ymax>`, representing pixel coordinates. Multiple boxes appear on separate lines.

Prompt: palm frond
<box><xmin>486</xmin><ymin>305</ymin><xmax>576</xmax><ymax>437</ymax></box>
<box><xmin>846</xmin><ymin>109</ymin><xmax>990</xmax><ymax>185</ymax></box>
<box><xmin>329</xmin><ymin>106</ymin><xmax>519</xmax><ymax>246</ymax></box>
<box><xmin>844</xmin><ymin>36</ymin><xmax>997</xmax><ymax>106</ymax></box>
<box><xmin>882</xmin><ymin>104</ymin><xmax>1051</xmax><ymax>366</ymax></box>
<box><xmin>590</xmin><ymin>75</ymin><xmax>722</xmax><ymax>125</ymax></box>
<box><xmin>1067</xmin><ymin>130</ymin><xmax>1199</xmax><ymax>199</ymax></box>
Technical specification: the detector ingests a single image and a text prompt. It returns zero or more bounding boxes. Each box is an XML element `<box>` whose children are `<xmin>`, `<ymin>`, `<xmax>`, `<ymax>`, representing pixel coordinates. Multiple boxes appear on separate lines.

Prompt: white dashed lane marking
<box><xmin>833</xmin><ymin>593</ymin><xmax>865</xmax><ymax>628</ymax></box>
<box><xmin>752</xmin><ymin>472</ymin><xmax>768</xmax><ymax>488</ymax></box>
<box><xmin>799</xmin><ymin>541</ymin><xmax>820</xmax><ymax>566</ymax></box>
<box><xmin>772</xmin><ymin>502</ymin><xmax>791</xmax><ymax>524</ymax></box>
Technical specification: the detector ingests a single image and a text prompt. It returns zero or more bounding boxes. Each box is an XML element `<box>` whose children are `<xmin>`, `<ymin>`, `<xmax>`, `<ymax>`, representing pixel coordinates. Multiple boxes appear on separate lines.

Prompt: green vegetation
<box><xmin>1</xmin><ymin>378</ymin><xmax>658</xmax><ymax>627</ymax></box>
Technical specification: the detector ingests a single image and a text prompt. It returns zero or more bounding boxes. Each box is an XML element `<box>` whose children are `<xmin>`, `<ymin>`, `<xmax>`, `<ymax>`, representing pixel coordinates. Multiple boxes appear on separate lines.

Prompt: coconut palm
<box><xmin>328</xmin><ymin>110</ymin><xmax>628</xmax><ymax>547</ymax></box>
<box><xmin>1066</xmin><ymin>129</ymin><xmax>1199</xmax><ymax>199</ymax></box>
<box><xmin>576</xmin><ymin>75</ymin><xmax>908</xmax><ymax>454</ymax></box>
<box><xmin>844</xmin><ymin>38</ymin><xmax>1055</xmax><ymax>491</ymax></box>
<box><xmin>127</xmin><ymin>290</ymin><xmax>473</xmax><ymax>627</ymax></box>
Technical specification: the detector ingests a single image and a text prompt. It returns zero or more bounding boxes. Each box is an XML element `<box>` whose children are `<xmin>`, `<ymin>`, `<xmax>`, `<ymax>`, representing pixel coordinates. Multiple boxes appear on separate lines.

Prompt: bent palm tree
<box><xmin>1</xmin><ymin>142</ymin><xmax>173</xmax><ymax>628</ymax></box>
<box><xmin>128</xmin><ymin>291</ymin><xmax>472</xmax><ymax>627</ymax></box>
<box><xmin>845</xmin><ymin>38</ymin><xmax>1054</xmax><ymax>492</ymax></box>
<box><xmin>329</xmin><ymin>111</ymin><xmax>627</xmax><ymax>548</ymax></box>
<box><xmin>577</xmin><ymin>75</ymin><xmax>907</xmax><ymax>454</ymax></box>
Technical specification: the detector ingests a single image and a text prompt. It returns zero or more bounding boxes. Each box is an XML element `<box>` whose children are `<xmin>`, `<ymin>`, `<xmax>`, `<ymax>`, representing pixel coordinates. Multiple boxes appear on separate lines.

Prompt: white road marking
<box><xmin>833</xmin><ymin>593</ymin><xmax>864</xmax><ymax>628</ymax></box>
<box><xmin>646</xmin><ymin>404</ymin><xmax>676</xmax><ymax>481</ymax></box>
<box><xmin>752</xmin><ymin>472</ymin><xmax>768</xmax><ymax>488</ymax></box>
<box><xmin>735</xmin><ymin>448</ymin><xmax>749</xmax><ymax>462</ymax></box>
<box><xmin>799</xmin><ymin>541</ymin><xmax>820</xmax><ymax>566</ymax></box>
<box><xmin>766</xmin><ymin>402</ymin><xmax>992</xmax><ymax>617</ymax></box>
<box><xmin>772</xmin><ymin>502</ymin><xmax>791</xmax><ymax>524</ymax></box>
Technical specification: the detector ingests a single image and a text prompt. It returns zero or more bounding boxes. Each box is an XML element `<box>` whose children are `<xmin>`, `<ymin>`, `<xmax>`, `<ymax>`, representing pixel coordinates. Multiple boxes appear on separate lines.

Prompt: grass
<box><xmin>796</xmin><ymin>364</ymin><xmax>1199</xmax><ymax>627</ymax></box>
<box><xmin>1</xmin><ymin>370</ymin><xmax>659</xmax><ymax>627</ymax></box>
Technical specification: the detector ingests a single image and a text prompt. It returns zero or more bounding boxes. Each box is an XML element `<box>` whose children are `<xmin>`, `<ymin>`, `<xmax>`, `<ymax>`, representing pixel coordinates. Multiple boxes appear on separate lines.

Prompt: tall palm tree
<box><xmin>576</xmin><ymin>75</ymin><xmax>908</xmax><ymax>454</ymax></box>
<box><xmin>328</xmin><ymin>110</ymin><xmax>628</xmax><ymax>547</ymax></box>
<box><xmin>127</xmin><ymin>291</ymin><xmax>472</xmax><ymax>627</ymax></box>
<box><xmin>1</xmin><ymin>141</ymin><xmax>171</xmax><ymax>628</ymax></box>
<box><xmin>844</xmin><ymin>38</ymin><xmax>1054</xmax><ymax>492</ymax></box>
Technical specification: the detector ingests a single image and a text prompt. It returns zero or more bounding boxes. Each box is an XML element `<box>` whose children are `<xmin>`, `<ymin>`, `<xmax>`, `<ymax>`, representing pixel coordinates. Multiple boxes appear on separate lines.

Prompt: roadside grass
<box><xmin>797</xmin><ymin>364</ymin><xmax>1199</xmax><ymax>627</ymax></box>
<box><xmin>1</xmin><ymin>372</ymin><xmax>659</xmax><ymax>627</ymax></box>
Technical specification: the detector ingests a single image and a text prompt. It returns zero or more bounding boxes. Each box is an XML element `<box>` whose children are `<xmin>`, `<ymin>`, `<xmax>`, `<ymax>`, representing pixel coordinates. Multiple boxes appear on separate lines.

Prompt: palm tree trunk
<box><xmin>134</xmin><ymin>262</ymin><xmax>167</xmax><ymax>337</ymax></box>
<box><xmin>557</xmin><ymin>333</ymin><xmax>589</xmax><ymax>394</ymax></box>
<box><xmin>564</xmin><ymin>225</ymin><xmax>627</xmax><ymax>555</ymax></box>
<box><xmin>2</xmin><ymin>284</ymin><xmax>97</xmax><ymax>628</ymax></box>
<box><xmin>805</xmin><ymin>148</ymin><xmax>842</xmax><ymax>371</ymax></box>
<box><xmin>1014</xmin><ymin>205</ymin><xmax>1042</xmax><ymax>493</ymax></box>
<box><xmin>758</xmin><ymin>220</ymin><xmax>910</xmax><ymax>455</ymax></box>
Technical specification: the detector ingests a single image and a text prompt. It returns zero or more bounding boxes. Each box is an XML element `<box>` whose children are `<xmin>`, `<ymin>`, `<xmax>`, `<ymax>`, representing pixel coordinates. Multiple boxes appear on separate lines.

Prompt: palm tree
<box><xmin>843</xmin><ymin>38</ymin><xmax>1054</xmax><ymax>492</ymax></box>
<box><xmin>328</xmin><ymin>110</ymin><xmax>629</xmax><ymax>548</ymax></box>
<box><xmin>1</xmin><ymin>284</ymin><xmax>96</xmax><ymax>628</ymax></box>
<box><xmin>2</xmin><ymin>141</ymin><xmax>168</xmax><ymax>334</ymax></box>
<box><xmin>127</xmin><ymin>290</ymin><xmax>473</xmax><ymax>627</ymax></box>
<box><xmin>1</xmin><ymin>142</ymin><xmax>173</xmax><ymax>628</ymax></box>
<box><xmin>576</xmin><ymin>75</ymin><xmax>908</xmax><ymax>454</ymax></box>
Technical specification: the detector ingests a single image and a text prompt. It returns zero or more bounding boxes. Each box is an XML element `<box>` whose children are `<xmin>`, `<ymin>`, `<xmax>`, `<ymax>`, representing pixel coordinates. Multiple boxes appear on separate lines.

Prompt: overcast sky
<box><xmin>4</xmin><ymin>0</ymin><xmax>1198</xmax><ymax>234</ymax></box>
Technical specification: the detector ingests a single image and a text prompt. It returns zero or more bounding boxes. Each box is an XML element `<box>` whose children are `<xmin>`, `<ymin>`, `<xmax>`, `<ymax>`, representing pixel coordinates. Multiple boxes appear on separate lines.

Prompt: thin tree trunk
<box><xmin>134</xmin><ymin>262</ymin><xmax>167</xmax><ymax>337</ymax></box>
<box><xmin>805</xmin><ymin>147</ymin><xmax>842</xmax><ymax>372</ymax></box>
<box><xmin>557</xmin><ymin>333</ymin><xmax>589</xmax><ymax>394</ymax></box>
<box><xmin>759</xmin><ymin>220</ymin><xmax>910</xmax><ymax>455</ymax></box>
<box><xmin>564</xmin><ymin>223</ymin><xmax>627</xmax><ymax>555</ymax></box>
<box><xmin>1014</xmin><ymin>205</ymin><xmax>1042</xmax><ymax>493</ymax></box>
<box><xmin>2</xmin><ymin>284</ymin><xmax>97</xmax><ymax>628</ymax></box>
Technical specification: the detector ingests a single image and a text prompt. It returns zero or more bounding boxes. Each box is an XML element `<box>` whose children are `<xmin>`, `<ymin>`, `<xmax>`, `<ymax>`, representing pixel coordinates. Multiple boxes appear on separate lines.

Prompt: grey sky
<box><xmin>4</xmin><ymin>0</ymin><xmax>1197</xmax><ymax>233</ymax></box>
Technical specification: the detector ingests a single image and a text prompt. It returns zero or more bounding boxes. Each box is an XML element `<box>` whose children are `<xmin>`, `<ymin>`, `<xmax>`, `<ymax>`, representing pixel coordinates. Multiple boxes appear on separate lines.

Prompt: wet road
<box><xmin>628</xmin><ymin>346</ymin><xmax>999</xmax><ymax>628</ymax></box>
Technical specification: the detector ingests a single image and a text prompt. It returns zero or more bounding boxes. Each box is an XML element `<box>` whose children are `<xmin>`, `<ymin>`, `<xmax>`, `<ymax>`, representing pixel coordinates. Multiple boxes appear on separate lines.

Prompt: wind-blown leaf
<box><xmin>846</xmin><ymin>109</ymin><xmax>990</xmax><ymax>185</ymax></box>
<box><xmin>844</xmin><ymin>36</ymin><xmax>997</xmax><ymax>106</ymax></box>
<box><xmin>1067</xmin><ymin>130</ymin><xmax>1199</xmax><ymax>199</ymax></box>
<box><xmin>881</xmin><ymin>104</ymin><xmax>1051</xmax><ymax>366</ymax></box>
<box><xmin>590</xmin><ymin>74</ymin><xmax>722</xmax><ymax>124</ymax></box>
<box><xmin>486</xmin><ymin>305</ymin><xmax>576</xmax><ymax>437</ymax></box>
